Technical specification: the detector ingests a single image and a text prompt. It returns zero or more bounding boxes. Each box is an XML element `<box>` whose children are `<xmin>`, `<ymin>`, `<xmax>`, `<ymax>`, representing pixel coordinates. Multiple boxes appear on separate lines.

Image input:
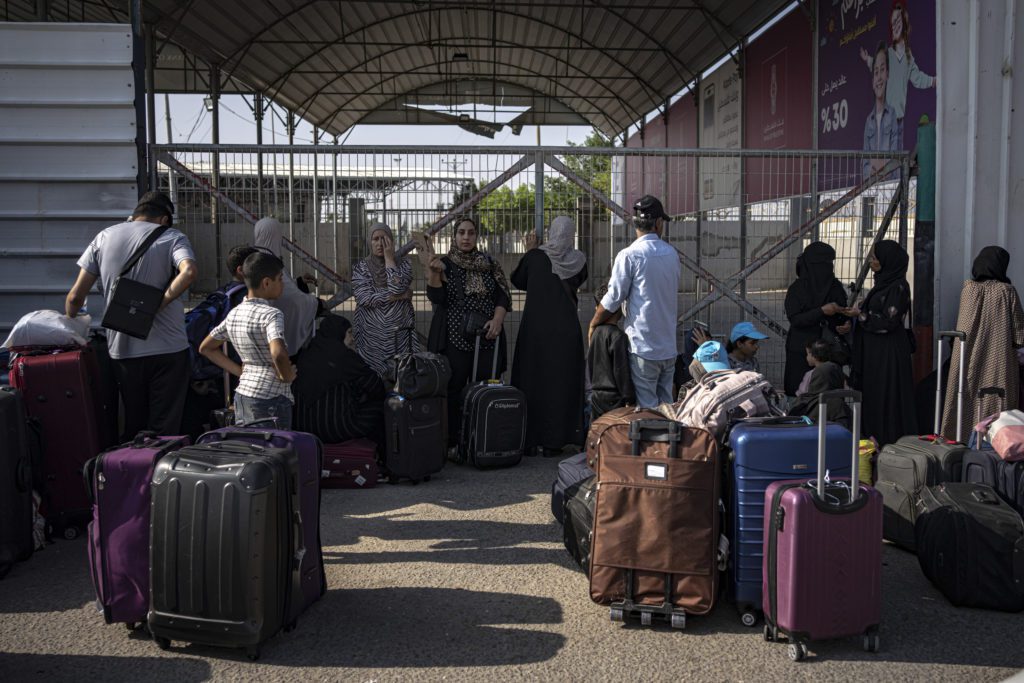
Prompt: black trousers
<box><xmin>112</xmin><ymin>348</ymin><xmax>190</xmax><ymax>440</ymax></box>
<box><xmin>445</xmin><ymin>345</ymin><xmax>499</xmax><ymax>446</ymax></box>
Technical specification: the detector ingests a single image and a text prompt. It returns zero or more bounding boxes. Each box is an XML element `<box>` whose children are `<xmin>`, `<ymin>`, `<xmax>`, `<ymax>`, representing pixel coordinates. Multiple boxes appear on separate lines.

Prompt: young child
<box><xmin>727</xmin><ymin>321</ymin><xmax>769</xmax><ymax>372</ymax></box>
<box><xmin>200</xmin><ymin>251</ymin><xmax>298</xmax><ymax>428</ymax></box>
<box><xmin>796</xmin><ymin>338</ymin><xmax>834</xmax><ymax>396</ymax></box>
<box><xmin>588</xmin><ymin>289</ymin><xmax>635</xmax><ymax>420</ymax></box>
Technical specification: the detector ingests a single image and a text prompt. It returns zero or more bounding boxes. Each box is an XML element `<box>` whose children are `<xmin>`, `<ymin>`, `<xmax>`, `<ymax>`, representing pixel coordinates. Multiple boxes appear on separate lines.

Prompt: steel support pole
<box><xmin>898</xmin><ymin>155</ymin><xmax>910</xmax><ymax>248</ymax></box>
<box><xmin>145</xmin><ymin>23</ymin><xmax>157</xmax><ymax>192</ymax></box>
<box><xmin>312</xmin><ymin>126</ymin><xmax>319</xmax><ymax>294</ymax></box>
<box><xmin>332</xmin><ymin>135</ymin><xmax>339</xmax><ymax>284</ymax></box>
<box><xmin>129</xmin><ymin>0</ymin><xmax>147</xmax><ymax>195</ymax></box>
<box><xmin>210</xmin><ymin>65</ymin><xmax>222</xmax><ymax>283</ymax></box>
<box><xmin>163</xmin><ymin>93</ymin><xmax>175</xmax><ymax>205</ymax></box>
<box><xmin>287</xmin><ymin>110</ymin><xmax>295</xmax><ymax>274</ymax></box>
<box><xmin>534</xmin><ymin>150</ymin><xmax>545</xmax><ymax>238</ymax></box>
<box><xmin>811</xmin><ymin>6</ymin><xmax>820</xmax><ymax>242</ymax></box>
<box><xmin>255</xmin><ymin>92</ymin><xmax>264</xmax><ymax>216</ymax></box>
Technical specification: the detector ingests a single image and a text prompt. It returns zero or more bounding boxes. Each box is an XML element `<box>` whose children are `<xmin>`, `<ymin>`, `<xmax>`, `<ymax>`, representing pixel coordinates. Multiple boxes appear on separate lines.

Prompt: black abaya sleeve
<box><xmin>510</xmin><ymin>250</ymin><xmax>533</xmax><ymax>291</ymax></box>
<box><xmin>785</xmin><ymin>282</ymin><xmax>825</xmax><ymax>328</ymax></box>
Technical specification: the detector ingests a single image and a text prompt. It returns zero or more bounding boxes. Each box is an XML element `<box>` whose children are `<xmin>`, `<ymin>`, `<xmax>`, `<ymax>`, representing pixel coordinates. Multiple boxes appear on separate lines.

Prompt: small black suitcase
<box><xmin>148</xmin><ymin>440</ymin><xmax>300</xmax><ymax>660</ymax></box>
<box><xmin>963</xmin><ymin>449</ymin><xmax>1024</xmax><ymax>515</ymax></box>
<box><xmin>915</xmin><ymin>483</ymin><xmax>1024</xmax><ymax>612</ymax></box>
<box><xmin>455</xmin><ymin>332</ymin><xmax>526</xmax><ymax>469</ymax></box>
<box><xmin>0</xmin><ymin>386</ymin><xmax>34</xmax><ymax>578</ymax></box>
<box><xmin>562</xmin><ymin>475</ymin><xmax>596</xmax><ymax>572</ymax></box>
<box><xmin>383</xmin><ymin>395</ymin><xmax>447</xmax><ymax>484</ymax></box>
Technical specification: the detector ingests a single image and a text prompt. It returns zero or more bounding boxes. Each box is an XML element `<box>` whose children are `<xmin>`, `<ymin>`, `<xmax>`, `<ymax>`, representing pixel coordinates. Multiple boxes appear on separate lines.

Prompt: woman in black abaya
<box><xmin>783</xmin><ymin>241</ymin><xmax>850</xmax><ymax>396</ymax></box>
<box><xmin>511</xmin><ymin>216</ymin><xmax>588</xmax><ymax>456</ymax></box>
<box><xmin>850</xmin><ymin>240</ymin><xmax>917</xmax><ymax>446</ymax></box>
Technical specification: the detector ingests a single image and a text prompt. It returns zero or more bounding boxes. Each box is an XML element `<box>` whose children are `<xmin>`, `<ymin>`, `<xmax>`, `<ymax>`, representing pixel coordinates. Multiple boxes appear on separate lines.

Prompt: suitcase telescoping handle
<box><xmin>628</xmin><ymin>419</ymin><xmax>683</xmax><ymax>459</ymax></box>
<box><xmin>816</xmin><ymin>389</ymin><xmax>862</xmax><ymax>503</ymax></box>
<box><xmin>934</xmin><ymin>331</ymin><xmax>967</xmax><ymax>441</ymax></box>
<box><xmin>975</xmin><ymin>387</ymin><xmax>1006</xmax><ymax>423</ymax></box>
<box><xmin>471</xmin><ymin>328</ymin><xmax>501</xmax><ymax>383</ymax></box>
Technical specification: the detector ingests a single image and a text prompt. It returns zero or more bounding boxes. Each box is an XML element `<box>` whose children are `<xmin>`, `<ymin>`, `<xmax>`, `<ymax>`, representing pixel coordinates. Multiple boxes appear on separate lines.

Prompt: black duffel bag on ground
<box><xmin>915</xmin><ymin>483</ymin><xmax>1024</xmax><ymax>612</ymax></box>
<box><xmin>386</xmin><ymin>326</ymin><xmax>451</xmax><ymax>399</ymax></box>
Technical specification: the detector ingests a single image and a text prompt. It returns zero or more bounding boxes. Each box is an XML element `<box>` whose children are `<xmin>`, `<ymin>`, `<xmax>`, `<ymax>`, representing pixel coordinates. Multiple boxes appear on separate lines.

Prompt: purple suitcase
<box><xmin>85</xmin><ymin>433</ymin><xmax>189</xmax><ymax>627</ymax></box>
<box><xmin>197</xmin><ymin>420</ymin><xmax>326</xmax><ymax>613</ymax></box>
<box><xmin>762</xmin><ymin>390</ymin><xmax>883</xmax><ymax>661</ymax></box>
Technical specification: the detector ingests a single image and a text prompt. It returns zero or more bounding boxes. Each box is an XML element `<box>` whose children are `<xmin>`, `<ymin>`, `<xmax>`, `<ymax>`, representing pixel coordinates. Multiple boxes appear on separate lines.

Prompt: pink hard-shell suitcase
<box><xmin>762</xmin><ymin>390</ymin><xmax>883</xmax><ymax>661</ymax></box>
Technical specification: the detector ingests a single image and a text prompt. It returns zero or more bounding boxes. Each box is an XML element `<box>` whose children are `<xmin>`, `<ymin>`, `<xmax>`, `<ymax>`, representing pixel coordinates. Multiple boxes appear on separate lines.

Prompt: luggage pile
<box><xmin>85</xmin><ymin>423</ymin><xmax>326</xmax><ymax>660</ymax></box>
<box><xmin>553</xmin><ymin>389</ymin><xmax>888</xmax><ymax>660</ymax></box>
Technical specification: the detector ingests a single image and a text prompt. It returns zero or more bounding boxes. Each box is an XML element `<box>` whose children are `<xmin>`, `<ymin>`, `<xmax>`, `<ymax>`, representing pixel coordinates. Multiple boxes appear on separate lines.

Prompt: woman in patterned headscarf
<box><xmin>350</xmin><ymin>222</ymin><xmax>417</xmax><ymax>377</ymax></box>
<box><xmin>418</xmin><ymin>216</ymin><xmax>511</xmax><ymax>448</ymax></box>
<box><xmin>940</xmin><ymin>246</ymin><xmax>1024</xmax><ymax>440</ymax></box>
<box><xmin>511</xmin><ymin>216</ymin><xmax>588</xmax><ymax>456</ymax></box>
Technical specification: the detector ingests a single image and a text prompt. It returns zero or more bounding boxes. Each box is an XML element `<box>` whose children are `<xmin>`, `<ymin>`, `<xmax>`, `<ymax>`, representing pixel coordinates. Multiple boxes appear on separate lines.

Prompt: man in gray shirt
<box><xmin>65</xmin><ymin>193</ymin><xmax>198</xmax><ymax>438</ymax></box>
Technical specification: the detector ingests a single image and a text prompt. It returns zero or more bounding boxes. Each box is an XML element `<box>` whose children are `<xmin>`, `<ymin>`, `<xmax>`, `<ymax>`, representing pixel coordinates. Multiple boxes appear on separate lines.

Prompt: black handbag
<box><xmin>386</xmin><ymin>326</ymin><xmax>452</xmax><ymax>398</ymax></box>
<box><xmin>100</xmin><ymin>225</ymin><xmax>169</xmax><ymax>340</ymax></box>
<box><xmin>461</xmin><ymin>310</ymin><xmax>490</xmax><ymax>339</ymax></box>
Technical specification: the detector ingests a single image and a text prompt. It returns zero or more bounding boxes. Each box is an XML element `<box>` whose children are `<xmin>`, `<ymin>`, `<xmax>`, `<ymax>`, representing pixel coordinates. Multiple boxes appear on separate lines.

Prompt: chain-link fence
<box><xmin>153</xmin><ymin>144</ymin><xmax>912</xmax><ymax>386</ymax></box>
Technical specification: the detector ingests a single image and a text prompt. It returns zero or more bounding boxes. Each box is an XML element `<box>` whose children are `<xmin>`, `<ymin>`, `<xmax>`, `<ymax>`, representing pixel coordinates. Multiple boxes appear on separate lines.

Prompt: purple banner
<box><xmin>817</xmin><ymin>0</ymin><xmax>936</xmax><ymax>170</ymax></box>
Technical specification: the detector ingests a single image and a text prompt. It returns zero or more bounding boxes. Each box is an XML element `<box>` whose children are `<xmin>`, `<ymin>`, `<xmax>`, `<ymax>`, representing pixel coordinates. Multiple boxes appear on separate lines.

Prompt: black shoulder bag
<box><xmin>100</xmin><ymin>225</ymin><xmax>170</xmax><ymax>340</ymax></box>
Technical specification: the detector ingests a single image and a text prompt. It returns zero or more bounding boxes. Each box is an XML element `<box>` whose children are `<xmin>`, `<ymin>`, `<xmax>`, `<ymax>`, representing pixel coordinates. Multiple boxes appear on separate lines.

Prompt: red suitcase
<box><xmin>322</xmin><ymin>439</ymin><xmax>379</xmax><ymax>489</ymax></box>
<box><xmin>762</xmin><ymin>390</ymin><xmax>883</xmax><ymax>662</ymax></box>
<box><xmin>10</xmin><ymin>347</ymin><xmax>111</xmax><ymax>539</ymax></box>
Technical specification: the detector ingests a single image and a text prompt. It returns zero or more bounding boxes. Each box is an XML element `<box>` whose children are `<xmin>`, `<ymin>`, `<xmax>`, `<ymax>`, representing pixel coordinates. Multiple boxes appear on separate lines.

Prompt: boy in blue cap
<box><xmin>694</xmin><ymin>340</ymin><xmax>731</xmax><ymax>373</ymax></box>
<box><xmin>727</xmin><ymin>321</ymin><xmax>769</xmax><ymax>373</ymax></box>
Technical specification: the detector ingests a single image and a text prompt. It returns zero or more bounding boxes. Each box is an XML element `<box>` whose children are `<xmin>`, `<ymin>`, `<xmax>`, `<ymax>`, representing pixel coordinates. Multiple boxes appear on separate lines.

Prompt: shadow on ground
<box><xmin>0</xmin><ymin>653</ymin><xmax>211</xmax><ymax>683</ymax></box>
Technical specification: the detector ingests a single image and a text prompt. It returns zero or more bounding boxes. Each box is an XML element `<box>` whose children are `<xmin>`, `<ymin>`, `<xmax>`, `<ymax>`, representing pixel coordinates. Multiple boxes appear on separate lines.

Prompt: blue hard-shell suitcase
<box><xmin>726</xmin><ymin>416</ymin><xmax>853</xmax><ymax>626</ymax></box>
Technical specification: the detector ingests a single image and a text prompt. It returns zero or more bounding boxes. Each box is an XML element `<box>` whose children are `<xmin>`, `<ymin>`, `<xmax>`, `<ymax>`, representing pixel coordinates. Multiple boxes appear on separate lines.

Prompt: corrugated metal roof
<box><xmin>4</xmin><ymin>0</ymin><xmax>792</xmax><ymax>137</ymax></box>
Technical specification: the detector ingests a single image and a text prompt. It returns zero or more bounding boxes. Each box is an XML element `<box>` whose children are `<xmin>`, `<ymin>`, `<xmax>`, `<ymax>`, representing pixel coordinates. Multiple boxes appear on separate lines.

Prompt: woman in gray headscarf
<box><xmin>351</xmin><ymin>222</ymin><xmax>417</xmax><ymax>377</ymax></box>
<box><xmin>510</xmin><ymin>216</ymin><xmax>588</xmax><ymax>456</ymax></box>
<box><xmin>253</xmin><ymin>217</ymin><xmax>319</xmax><ymax>356</ymax></box>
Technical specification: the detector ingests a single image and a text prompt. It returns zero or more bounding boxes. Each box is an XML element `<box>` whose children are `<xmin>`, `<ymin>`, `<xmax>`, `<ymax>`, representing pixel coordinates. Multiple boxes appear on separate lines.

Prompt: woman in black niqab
<box><xmin>783</xmin><ymin>241</ymin><xmax>849</xmax><ymax>396</ymax></box>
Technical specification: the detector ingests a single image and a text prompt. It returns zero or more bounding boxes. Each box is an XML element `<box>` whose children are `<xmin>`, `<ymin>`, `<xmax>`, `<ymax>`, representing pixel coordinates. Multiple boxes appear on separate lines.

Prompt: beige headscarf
<box><xmin>252</xmin><ymin>217</ymin><xmax>319</xmax><ymax>353</ymax></box>
<box><xmin>540</xmin><ymin>216</ymin><xmax>587</xmax><ymax>280</ymax></box>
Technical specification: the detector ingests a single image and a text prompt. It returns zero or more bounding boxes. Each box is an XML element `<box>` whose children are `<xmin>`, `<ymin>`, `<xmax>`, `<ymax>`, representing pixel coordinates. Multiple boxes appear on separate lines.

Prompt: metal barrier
<box><xmin>152</xmin><ymin>144</ymin><xmax>913</xmax><ymax>386</ymax></box>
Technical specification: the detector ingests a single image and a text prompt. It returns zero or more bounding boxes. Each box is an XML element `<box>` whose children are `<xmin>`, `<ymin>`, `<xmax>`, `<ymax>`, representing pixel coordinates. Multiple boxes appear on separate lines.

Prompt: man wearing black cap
<box><xmin>588</xmin><ymin>195</ymin><xmax>680</xmax><ymax>408</ymax></box>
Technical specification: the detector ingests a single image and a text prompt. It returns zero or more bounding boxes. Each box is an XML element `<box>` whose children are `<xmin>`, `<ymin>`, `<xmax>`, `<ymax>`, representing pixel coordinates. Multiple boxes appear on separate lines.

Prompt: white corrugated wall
<box><xmin>0</xmin><ymin>22</ymin><xmax>139</xmax><ymax>333</ymax></box>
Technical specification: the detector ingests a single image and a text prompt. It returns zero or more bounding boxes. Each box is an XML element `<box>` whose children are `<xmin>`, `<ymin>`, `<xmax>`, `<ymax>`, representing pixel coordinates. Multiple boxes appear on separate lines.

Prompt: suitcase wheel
<box><xmin>609</xmin><ymin>607</ymin><xmax>625</xmax><ymax>623</ymax></box>
<box><xmin>788</xmin><ymin>642</ymin><xmax>808</xmax><ymax>662</ymax></box>
<box><xmin>862</xmin><ymin>631</ymin><xmax>880</xmax><ymax>653</ymax></box>
<box><xmin>762</xmin><ymin>624</ymin><xmax>774</xmax><ymax>642</ymax></box>
<box><xmin>740</xmin><ymin>610</ymin><xmax>758</xmax><ymax>628</ymax></box>
<box><xmin>670</xmin><ymin>612</ymin><xmax>686</xmax><ymax>630</ymax></box>
<box><xmin>63</xmin><ymin>526</ymin><xmax>79</xmax><ymax>541</ymax></box>
<box><xmin>640</xmin><ymin>611</ymin><xmax>652</xmax><ymax>627</ymax></box>
<box><xmin>246</xmin><ymin>645</ymin><xmax>260</xmax><ymax>661</ymax></box>
<box><xmin>153</xmin><ymin>636</ymin><xmax>171</xmax><ymax>651</ymax></box>
<box><xmin>125</xmin><ymin>622</ymin><xmax>139</xmax><ymax>632</ymax></box>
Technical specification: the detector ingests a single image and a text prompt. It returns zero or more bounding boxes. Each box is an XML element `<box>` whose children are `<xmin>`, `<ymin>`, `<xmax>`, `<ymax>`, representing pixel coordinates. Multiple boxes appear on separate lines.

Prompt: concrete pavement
<box><xmin>1</xmin><ymin>454</ymin><xmax>1022</xmax><ymax>681</ymax></box>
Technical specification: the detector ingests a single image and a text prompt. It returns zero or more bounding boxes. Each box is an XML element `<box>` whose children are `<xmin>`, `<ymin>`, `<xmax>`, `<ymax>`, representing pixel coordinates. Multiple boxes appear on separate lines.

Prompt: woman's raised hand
<box><xmin>524</xmin><ymin>231</ymin><xmax>539</xmax><ymax>251</ymax></box>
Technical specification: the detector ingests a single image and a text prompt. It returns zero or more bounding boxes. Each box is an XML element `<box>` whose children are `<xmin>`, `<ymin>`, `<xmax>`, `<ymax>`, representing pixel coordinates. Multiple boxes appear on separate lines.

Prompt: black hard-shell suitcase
<box><xmin>0</xmin><ymin>386</ymin><xmax>34</xmax><ymax>578</ymax></box>
<box><xmin>562</xmin><ymin>475</ymin><xmax>596</xmax><ymax>571</ymax></box>
<box><xmin>915</xmin><ymin>483</ymin><xmax>1024</xmax><ymax>612</ymax></box>
<box><xmin>963</xmin><ymin>450</ymin><xmax>1024</xmax><ymax>515</ymax></box>
<box><xmin>876</xmin><ymin>331</ymin><xmax>969</xmax><ymax>551</ymax></box>
<box><xmin>148</xmin><ymin>440</ymin><xmax>301</xmax><ymax>660</ymax></box>
<box><xmin>455</xmin><ymin>332</ymin><xmax>525</xmax><ymax>468</ymax></box>
<box><xmin>383</xmin><ymin>395</ymin><xmax>446</xmax><ymax>484</ymax></box>
<box><xmin>550</xmin><ymin>452</ymin><xmax>592</xmax><ymax>524</ymax></box>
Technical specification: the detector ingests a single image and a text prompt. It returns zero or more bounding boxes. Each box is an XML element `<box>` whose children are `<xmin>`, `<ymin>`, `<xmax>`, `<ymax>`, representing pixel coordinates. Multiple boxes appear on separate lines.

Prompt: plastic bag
<box><xmin>2</xmin><ymin>310</ymin><xmax>90</xmax><ymax>349</ymax></box>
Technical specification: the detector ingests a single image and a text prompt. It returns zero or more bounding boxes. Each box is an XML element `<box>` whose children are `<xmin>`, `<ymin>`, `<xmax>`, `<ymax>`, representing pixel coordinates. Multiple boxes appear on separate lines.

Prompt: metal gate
<box><xmin>152</xmin><ymin>143</ymin><xmax>912</xmax><ymax>385</ymax></box>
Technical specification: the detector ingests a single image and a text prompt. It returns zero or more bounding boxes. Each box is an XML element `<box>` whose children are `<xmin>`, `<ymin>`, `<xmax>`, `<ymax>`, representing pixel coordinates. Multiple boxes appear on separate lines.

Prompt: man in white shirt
<box><xmin>588</xmin><ymin>195</ymin><xmax>681</xmax><ymax>408</ymax></box>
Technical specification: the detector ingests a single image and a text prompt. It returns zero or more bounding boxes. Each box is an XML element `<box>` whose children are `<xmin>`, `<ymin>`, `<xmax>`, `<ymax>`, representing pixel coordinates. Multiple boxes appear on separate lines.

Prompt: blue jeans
<box><xmin>629</xmin><ymin>355</ymin><xmax>676</xmax><ymax>408</ymax></box>
<box><xmin>234</xmin><ymin>393</ymin><xmax>293</xmax><ymax>430</ymax></box>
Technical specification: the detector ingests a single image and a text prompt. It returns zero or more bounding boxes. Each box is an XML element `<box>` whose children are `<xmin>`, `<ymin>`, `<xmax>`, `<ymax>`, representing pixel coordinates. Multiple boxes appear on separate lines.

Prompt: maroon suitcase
<box><xmin>321</xmin><ymin>440</ymin><xmax>379</xmax><ymax>489</ymax></box>
<box><xmin>10</xmin><ymin>348</ymin><xmax>111</xmax><ymax>539</ymax></box>
<box><xmin>762</xmin><ymin>390</ymin><xmax>883</xmax><ymax>661</ymax></box>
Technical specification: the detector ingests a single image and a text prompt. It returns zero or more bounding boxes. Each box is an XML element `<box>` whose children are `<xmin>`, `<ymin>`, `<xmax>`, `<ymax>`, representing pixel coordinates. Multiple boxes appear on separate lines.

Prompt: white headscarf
<box><xmin>252</xmin><ymin>217</ymin><xmax>318</xmax><ymax>353</ymax></box>
<box><xmin>540</xmin><ymin>216</ymin><xmax>587</xmax><ymax>280</ymax></box>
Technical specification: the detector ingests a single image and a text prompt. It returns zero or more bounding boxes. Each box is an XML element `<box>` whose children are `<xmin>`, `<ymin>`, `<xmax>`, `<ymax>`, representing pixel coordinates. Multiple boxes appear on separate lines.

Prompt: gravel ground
<box><xmin>2</xmin><ymin>454</ymin><xmax>1022</xmax><ymax>682</ymax></box>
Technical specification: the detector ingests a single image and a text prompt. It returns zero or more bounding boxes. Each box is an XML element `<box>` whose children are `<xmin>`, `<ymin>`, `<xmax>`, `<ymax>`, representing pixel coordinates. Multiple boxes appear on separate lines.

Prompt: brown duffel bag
<box><xmin>587</xmin><ymin>407</ymin><xmax>720</xmax><ymax>627</ymax></box>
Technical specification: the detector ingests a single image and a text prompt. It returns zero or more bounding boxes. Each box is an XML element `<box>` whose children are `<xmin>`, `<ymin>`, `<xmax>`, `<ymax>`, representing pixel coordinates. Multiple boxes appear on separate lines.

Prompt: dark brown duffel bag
<box><xmin>587</xmin><ymin>408</ymin><xmax>720</xmax><ymax>629</ymax></box>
